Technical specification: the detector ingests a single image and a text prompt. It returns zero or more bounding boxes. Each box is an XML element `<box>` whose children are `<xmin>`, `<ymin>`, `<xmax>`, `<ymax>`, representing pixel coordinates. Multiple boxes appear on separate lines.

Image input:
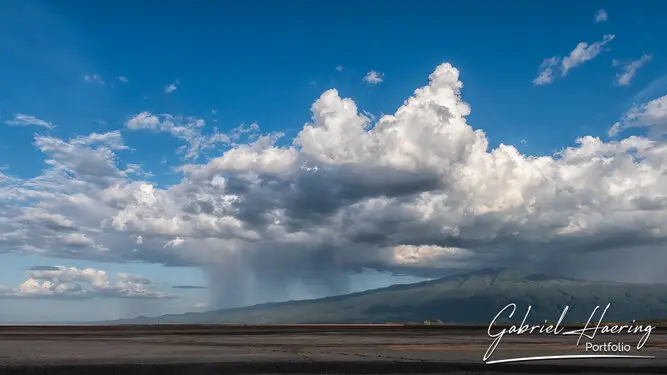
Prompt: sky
<box><xmin>1</xmin><ymin>0</ymin><xmax>667</xmax><ymax>323</ymax></box>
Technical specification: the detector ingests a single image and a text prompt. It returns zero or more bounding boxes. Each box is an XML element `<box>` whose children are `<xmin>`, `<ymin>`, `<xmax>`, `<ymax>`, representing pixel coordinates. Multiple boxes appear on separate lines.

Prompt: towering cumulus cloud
<box><xmin>2</xmin><ymin>63</ymin><xmax>667</xmax><ymax>308</ymax></box>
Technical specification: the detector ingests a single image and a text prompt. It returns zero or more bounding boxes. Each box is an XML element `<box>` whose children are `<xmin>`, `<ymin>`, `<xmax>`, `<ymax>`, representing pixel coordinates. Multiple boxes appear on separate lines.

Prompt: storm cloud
<box><xmin>2</xmin><ymin>63</ymin><xmax>667</xmax><ymax>307</ymax></box>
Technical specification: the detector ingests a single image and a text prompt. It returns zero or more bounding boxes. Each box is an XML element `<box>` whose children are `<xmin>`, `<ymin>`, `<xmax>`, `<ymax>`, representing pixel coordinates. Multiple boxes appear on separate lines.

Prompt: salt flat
<box><xmin>1</xmin><ymin>325</ymin><xmax>666</xmax><ymax>374</ymax></box>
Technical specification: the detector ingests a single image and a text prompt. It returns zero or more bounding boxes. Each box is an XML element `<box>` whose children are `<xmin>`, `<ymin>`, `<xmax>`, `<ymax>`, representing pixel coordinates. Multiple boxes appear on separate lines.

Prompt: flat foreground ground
<box><xmin>1</xmin><ymin>325</ymin><xmax>667</xmax><ymax>374</ymax></box>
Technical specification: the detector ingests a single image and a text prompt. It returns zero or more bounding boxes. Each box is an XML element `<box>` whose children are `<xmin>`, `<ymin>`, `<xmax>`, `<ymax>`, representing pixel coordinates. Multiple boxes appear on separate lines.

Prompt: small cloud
<box><xmin>59</xmin><ymin>233</ymin><xmax>95</xmax><ymax>247</ymax></box>
<box><xmin>116</xmin><ymin>273</ymin><xmax>152</xmax><ymax>285</ymax></box>
<box><xmin>336</xmin><ymin>65</ymin><xmax>344</xmax><ymax>72</ymax></box>
<box><xmin>613</xmin><ymin>54</ymin><xmax>652</xmax><ymax>86</ymax></box>
<box><xmin>165</xmin><ymin>80</ymin><xmax>180</xmax><ymax>94</ymax></box>
<box><xmin>172</xmin><ymin>285</ymin><xmax>208</xmax><ymax>289</ymax></box>
<box><xmin>562</xmin><ymin>35</ymin><xmax>614</xmax><ymax>75</ymax></box>
<box><xmin>26</xmin><ymin>266</ymin><xmax>61</xmax><ymax>271</ymax></box>
<box><xmin>595</xmin><ymin>9</ymin><xmax>608</xmax><ymax>23</ymax></box>
<box><xmin>211</xmin><ymin>109</ymin><xmax>217</xmax><ymax>115</ymax></box>
<box><xmin>309</xmin><ymin>80</ymin><xmax>318</xmax><ymax>86</ymax></box>
<box><xmin>4</xmin><ymin>113</ymin><xmax>54</xmax><ymax>129</ymax></box>
<box><xmin>533</xmin><ymin>35</ymin><xmax>615</xmax><ymax>85</ymax></box>
<box><xmin>164</xmin><ymin>237</ymin><xmax>185</xmax><ymax>248</ymax></box>
<box><xmin>520</xmin><ymin>139</ymin><xmax>528</xmax><ymax>145</ymax></box>
<box><xmin>84</xmin><ymin>74</ymin><xmax>105</xmax><ymax>85</ymax></box>
<box><xmin>118</xmin><ymin>76</ymin><xmax>129</xmax><ymax>83</ymax></box>
<box><xmin>363</xmin><ymin>70</ymin><xmax>384</xmax><ymax>85</ymax></box>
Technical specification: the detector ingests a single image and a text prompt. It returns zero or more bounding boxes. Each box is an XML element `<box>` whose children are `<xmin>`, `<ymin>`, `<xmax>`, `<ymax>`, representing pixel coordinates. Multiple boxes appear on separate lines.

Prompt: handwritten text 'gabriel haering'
<box><xmin>483</xmin><ymin>303</ymin><xmax>655</xmax><ymax>364</ymax></box>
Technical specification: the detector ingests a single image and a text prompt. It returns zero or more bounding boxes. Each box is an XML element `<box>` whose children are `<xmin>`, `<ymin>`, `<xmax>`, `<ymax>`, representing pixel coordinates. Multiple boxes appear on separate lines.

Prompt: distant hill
<box><xmin>105</xmin><ymin>268</ymin><xmax>667</xmax><ymax>325</ymax></box>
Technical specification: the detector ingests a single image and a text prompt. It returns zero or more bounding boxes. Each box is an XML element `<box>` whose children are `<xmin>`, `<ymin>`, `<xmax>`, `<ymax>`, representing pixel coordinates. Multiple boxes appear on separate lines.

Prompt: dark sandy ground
<box><xmin>1</xmin><ymin>325</ymin><xmax>667</xmax><ymax>374</ymax></box>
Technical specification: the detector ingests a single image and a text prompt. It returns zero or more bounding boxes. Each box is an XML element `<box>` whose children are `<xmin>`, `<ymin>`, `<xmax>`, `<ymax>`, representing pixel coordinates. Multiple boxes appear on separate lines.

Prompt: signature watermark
<box><xmin>483</xmin><ymin>303</ymin><xmax>656</xmax><ymax>364</ymax></box>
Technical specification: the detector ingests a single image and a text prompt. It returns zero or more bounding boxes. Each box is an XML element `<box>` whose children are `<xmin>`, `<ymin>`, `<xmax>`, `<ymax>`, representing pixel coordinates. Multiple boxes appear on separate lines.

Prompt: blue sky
<box><xmin>1</xmin><ymin>0</ymin><xmax>667</xmax><ymax>323</ymax></box>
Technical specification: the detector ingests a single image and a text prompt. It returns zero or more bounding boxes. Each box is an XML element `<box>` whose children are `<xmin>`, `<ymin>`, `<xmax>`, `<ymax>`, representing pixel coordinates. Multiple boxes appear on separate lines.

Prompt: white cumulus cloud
<box><xmin>0</xmin><ymin>266</ymin><xmax>172</xmax><ymax>299</ymax></box>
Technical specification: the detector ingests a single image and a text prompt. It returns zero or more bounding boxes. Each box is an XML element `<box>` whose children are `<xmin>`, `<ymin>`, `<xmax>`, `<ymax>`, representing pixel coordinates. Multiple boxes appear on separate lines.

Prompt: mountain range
<box><xmin>108</xmin><ymin>268</ymin><xmax>667</xmax><ymax>324</ymax></box>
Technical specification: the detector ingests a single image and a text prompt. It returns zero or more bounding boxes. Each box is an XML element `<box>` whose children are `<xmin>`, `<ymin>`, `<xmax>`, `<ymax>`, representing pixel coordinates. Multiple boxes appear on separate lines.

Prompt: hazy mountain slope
<box><xmin>109</xmin><ymin>268</ymin><xmax>667</xmax><ymax>324</ymax></box>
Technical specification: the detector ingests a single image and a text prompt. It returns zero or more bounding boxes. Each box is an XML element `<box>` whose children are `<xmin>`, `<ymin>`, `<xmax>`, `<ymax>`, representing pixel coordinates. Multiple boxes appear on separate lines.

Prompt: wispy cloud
<box><xmin>613</xmin><ymin>54</ymin><xmax>652</xmax><ymax>86</ymax></box>
<box><xmin>595</xmin><ymin>9</ymin><xmax>608</xmax><ymax>23</ymax></box>
<box><xmin>84</xmin><ymin>73</ymin><xmax>105</xmax><ymax>85</ymax></box>
<box><xmin>118</xmin><ymin>76</ymin><xmax>129</xmax><ymax>83</ymax></box>
<box><xmin>336</xmin><ymin>65</ymin><xmax>344</xmax><ymax>72</ymax></box>
<box><xmin>4</xmin><ymin>113</ymin><xmax>54</xmax><ymax>129</ymax></box>
<box><xmin>532</xmin><ymin>57</ymin><xmax>560</xmax><ymax>86</ymax></box>
<box><xmin>633</xmin><ymin>74</ymin><xmax>667</xmax><ymax>104</ymax></box>
<box><xmin>533</xmin><ymin>35</ymin><xmax>615</xmax><ymax>85</ymax></box>
<box><xmin>125</xmin><ymin>112</ymin><xmax>260</xmax><ymax>161</ymax></box>
<box><xmin>562</xmin><ymin>35</ymin><xmax>614</xmax><ymax>75</ymax></box>
<box><xmin>362</xmin><ymin>70</ymin><xmax>384</xmax><ymax>85</ymax></box>
<box><xmin>172</xmin><ymin>285</ymin><xmax>208</xmax><ymax>289</ymax></box>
